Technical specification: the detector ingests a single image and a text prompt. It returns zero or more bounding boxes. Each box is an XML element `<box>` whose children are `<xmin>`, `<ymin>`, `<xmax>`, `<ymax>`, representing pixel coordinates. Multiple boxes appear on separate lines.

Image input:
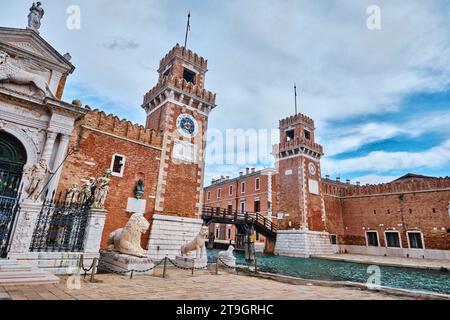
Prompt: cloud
<box><xmin>322</xmin><ymin>139</ymin><xmax>450</xmax><ymax>175</ymax></box>
<box><xmin>101</xmin><ymin>38</ymin><xmax>139</xmax><ymax>50</ymax></box>
<box><xmin>350</xmin><ymin>174</ymin><xmax>398</xmax><ymax>185</ymax></box>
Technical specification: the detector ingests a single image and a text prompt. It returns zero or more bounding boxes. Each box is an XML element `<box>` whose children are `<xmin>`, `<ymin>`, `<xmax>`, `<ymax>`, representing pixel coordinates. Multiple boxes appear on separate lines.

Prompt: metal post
<box><xmin>130</xmin><ymin>270</ymin><xmax>134</xmax><ymax>280</ymax></box>
<box><xmin>89</xmin><ymin>258</ymin><xmax>98</xmax><ymax>283</ymax></box>
<box><xmin>216</xmin><ymin>258</ymin><xmax>219</xmax><ymax>275</ymax></box>
<box><xmin>192</xmin><ymin>266</ymin><xmax>194</xmax><ymax>276</ymax></box>
<box><xmin>162</xmin><ymin>256</ymin><xmax>167</xmax><ymax>278</ymax></box>
<box><xmin>254</xmin><ymin>258</ymin><xmax>258</xmax><ymax>274</ymax></box>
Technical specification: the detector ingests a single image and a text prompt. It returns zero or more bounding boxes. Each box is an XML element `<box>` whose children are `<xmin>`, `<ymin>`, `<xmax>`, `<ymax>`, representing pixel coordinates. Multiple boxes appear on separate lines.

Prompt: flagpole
<box><xmin>294</xmin><ymin>84</ymin><xmax>298</xmax><ymax>115</ymax></box>
<box><xmin>184</xmin><ymin>11</ymin><xmax>191</xmax><ymax>48</ymax></box>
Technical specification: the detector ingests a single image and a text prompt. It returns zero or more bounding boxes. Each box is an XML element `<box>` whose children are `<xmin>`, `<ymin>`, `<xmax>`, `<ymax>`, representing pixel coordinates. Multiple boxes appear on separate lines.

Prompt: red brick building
<box><xmin>203</xmin><ymin>167</ymin><xmax>277</xmax><ymax>247</ymax></box>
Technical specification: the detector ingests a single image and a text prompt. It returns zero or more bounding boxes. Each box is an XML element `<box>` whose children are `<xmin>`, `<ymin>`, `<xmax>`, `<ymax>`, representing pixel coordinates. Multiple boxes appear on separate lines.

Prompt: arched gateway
<box><xmin>0</xmin><ymin>130</ymin><xmax>27</xmax><ymax>256</ymax></box>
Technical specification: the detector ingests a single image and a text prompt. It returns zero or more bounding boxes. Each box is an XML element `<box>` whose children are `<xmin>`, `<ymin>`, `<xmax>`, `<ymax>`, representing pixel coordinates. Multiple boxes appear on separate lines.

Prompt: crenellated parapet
<box><xmin>279</xmin><ymin>113</ymin><xmax>315</xmax><ymax>129</ymax></box>
<box><xmin>322</xmin><ymin>176</ymin><xmax>450</xmax><ymax>198</ymax></box>
<box><xmin>142</xmin><ymin>74</ymin><xmax>216</xmax><ymax>114</ymax></box>
<box><xmin>277</xmin><ymin>137</ymin><xmax>323</xmax><ymax>155</ymax></box>
<box><xmin>158</xmin><ymin>43</ymin><xmax>208</xmax><ymax>73</ymax></box>
<box><xmin>80</xmin><ymin>108</ymin><xmax>163</xmax><ymax>147</ymax></box>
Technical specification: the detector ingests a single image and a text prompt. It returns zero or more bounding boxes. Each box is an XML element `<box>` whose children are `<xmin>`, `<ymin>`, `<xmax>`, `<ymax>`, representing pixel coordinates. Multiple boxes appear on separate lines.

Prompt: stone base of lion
<box><xmin>107</xmin><ymin>212</ymin><xmax>150</xmax><ymax>258</ymax></box>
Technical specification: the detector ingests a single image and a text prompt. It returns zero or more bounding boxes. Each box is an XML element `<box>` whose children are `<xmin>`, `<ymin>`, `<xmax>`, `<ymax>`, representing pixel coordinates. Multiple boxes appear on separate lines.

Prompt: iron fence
<box><xmin>29</xmin><ymin>190</ymin><xmax>93</xmax><ymax>252</ymax></box>
<box><xmin>0</xmin><ymin>189</ymin><xmax>21</xmax><ymax>257</ymax></box>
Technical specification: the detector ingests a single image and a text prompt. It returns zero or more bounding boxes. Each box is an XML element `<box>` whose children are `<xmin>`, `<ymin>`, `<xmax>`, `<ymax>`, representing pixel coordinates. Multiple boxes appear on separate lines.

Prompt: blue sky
<box><xmin>1</xmin><ymin>1</ymin><xmax>449</xmax><ymax>185</ymax></box>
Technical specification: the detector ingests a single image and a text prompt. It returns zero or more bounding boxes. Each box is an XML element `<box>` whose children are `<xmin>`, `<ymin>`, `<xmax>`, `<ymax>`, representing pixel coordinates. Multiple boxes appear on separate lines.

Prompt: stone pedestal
<box><xmin>7</xmin><ymin>200</ymin><xmax>41</xmax><ymax>255</ymax></box>
<box><xmin>217</xmin><ymin>255</ymin><xmax>236</xmax><ymax>268</ymax></box>
<box><xmin>83</xmin><ymin>208</ymin><xmax>107</xmax><ymax>254</ymax></box>
<box><xmin>98</xmin><ymin>251</ymin><xmax>154</xmax><ymax>275</ymax></box>
<box><xmin>274</xmin><ymin>228</ymin><xmax>334</xmax><ymax>258</ymax></box>
<box><xmin>147</xmin><ymin>214</ymin><xmax>205</xmax><ymax>260</ymax></box>
<box><xmin>175</xmin><ymin>255</ymin><xmax>207</xmax><ymax>269</ymax></box>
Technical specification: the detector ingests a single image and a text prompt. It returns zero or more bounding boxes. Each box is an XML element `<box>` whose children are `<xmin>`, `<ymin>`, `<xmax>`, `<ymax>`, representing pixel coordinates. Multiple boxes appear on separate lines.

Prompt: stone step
<box><xmin>0</xmin><ymin>270</ymin><xmax>56</xmax><ymax>279</ymax></box>
<box><xmin>0</xmin><ymin>259</ymin><xmax>60</xmax><ymax>286</ymax></box>
<box><xmin>0</xmin><ymin>276</ymin><xmax>60</xmax><ymax>286</ymax></box>
<box><xmin>0</xmin><ymin>264</ymin><xmax>33</xmax><ymax>272</ymax></box>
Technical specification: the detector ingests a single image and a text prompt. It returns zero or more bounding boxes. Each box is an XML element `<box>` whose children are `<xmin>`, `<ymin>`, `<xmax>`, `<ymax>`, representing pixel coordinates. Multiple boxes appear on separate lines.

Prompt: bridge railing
<box><xmin>202</xmin><ymin>206</ymin><xmax>277</xmax><ymax>234</ymax></box>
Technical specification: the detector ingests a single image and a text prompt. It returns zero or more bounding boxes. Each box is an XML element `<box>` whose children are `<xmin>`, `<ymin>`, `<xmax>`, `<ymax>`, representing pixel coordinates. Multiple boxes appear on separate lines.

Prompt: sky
<box><xmin>1</xmin><ymin>0</ymin><xmax>450</xmax><ymax>186</ymax></box>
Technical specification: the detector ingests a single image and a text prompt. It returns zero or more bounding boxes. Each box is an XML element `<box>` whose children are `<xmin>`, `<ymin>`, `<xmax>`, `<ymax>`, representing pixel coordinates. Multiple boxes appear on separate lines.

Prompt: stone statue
<box><xmin>134</xmin><ymin>179</ymin><xmax>144</xmax><ymax>199</ymax></box>
<box><xmin>181</xmin><ymin>226</ymin><xmax>209</xmax><ymax>259</ymax></box>
<box><xmin>27</xmin><ymin>2</ymin><xmax>45</xmax><ymax>32</ymax></box>
<box><xmin>107</xmin><ymin>213</ymin><xmax>150</xmax><ymax>257</ymax></box>
<box><xmin>0</xmin><ymin>50</ymin><xmax>54</xmax><ymax>98</ymax></box>
<box><xmin>80</xmin><ymin>177</ymin><xmax>95</xmax><ymax>203</ymax></box>
<box><xmin>217</xmin><ymin>245</ymin><xmax>236</xmax><ymax>267</ymax></box>
<box><xmin>65</xmin><ymin>183</ymin><xmax>79</xmax><ymax>204</ymax></box>
<box><xmin>93</xmin><ymin>169</ymin><xmax>111</xmax><ymax>209</ymax></box>
<box><xmin>24</xmin><ymin>159</ymin><xmax>53</xmax><ymax>201</ymax></box>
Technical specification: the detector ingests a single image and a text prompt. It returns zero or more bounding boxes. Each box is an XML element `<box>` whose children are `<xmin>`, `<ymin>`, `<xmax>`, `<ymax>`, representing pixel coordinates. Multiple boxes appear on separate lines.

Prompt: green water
<box><xmin>207</xmin><ymin>250</ymin><xmax>450</xmax><ymax>295</ymax></box>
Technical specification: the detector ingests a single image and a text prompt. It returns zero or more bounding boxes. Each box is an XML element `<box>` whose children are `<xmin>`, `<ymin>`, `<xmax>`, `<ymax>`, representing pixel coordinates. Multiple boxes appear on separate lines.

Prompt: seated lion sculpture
<box><xmin>181</xmin><ymin>226</ymin><xmax>209</xmax><ymax>259</ymax></box>
<box><xmin>107</xmin><ymin>212</ymin><xmax>150</xmax><ymax>258</ymax></box>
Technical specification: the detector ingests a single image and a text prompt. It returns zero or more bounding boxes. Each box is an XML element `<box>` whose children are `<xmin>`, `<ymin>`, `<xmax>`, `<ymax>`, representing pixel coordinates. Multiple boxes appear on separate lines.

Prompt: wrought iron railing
<box><xmin>29</xmin><ymin>190</ymin><xmax>93</xmax><ymax>252</ymax></box>
<box><xmin>0</xmin><ymin>189</ymin><xmax>21</xmax><ymax>257</ymax></box>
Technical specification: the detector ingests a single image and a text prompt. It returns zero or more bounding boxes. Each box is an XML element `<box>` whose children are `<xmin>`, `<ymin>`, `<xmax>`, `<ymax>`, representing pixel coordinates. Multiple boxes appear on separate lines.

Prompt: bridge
<box><xmin>201</xmin><ymin>206</ymin><xmax>277</xmax><ymax>259</ymax></box>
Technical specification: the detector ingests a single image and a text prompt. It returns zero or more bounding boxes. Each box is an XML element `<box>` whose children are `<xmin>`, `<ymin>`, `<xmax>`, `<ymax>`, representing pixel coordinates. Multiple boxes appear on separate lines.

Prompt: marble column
<box><xmin>41</xmin><ymin>131</ymin><xmax>58</xmax><ymax>162</ymax></box>
<box><xmin>46</xmin><ymin>133</ymin><xmax>71</xmax><ymax>194</ymax></box>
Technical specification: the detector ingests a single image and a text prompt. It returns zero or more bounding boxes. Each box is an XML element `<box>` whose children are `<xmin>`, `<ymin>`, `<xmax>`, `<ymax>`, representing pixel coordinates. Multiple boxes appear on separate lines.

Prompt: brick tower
<box><xmin>143</xmin><ymin>44</ymin><xmax>217</xmax><ymax>259</ymax></box>
<box><xmin>273</xmin><ymin>113</ymin><xmax>334</xmax><ymax>257</ymax></box>
<box><xmin>142</xmin><ymin>44</ymin><xmax>216</xmax><ymax>217</ymax></box>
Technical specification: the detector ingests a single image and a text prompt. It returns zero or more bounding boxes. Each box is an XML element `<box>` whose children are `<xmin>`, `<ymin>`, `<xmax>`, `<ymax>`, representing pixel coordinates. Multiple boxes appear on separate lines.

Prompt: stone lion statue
<box><xmin>218</xmin><ymin>245</ymin><xmax>235</xmax><ymax>259</ymax></box>
<box><xmin>107</xmin><ymin>213</ymin><xmax>150</xmax><ymax>258</ymax></box>
<box><xmin>181</xmin><ymin>226</ymin><xmax>209</xmax><ymax>259</ymax></box>
<box><xmin>0</xmin><ymin>50</ymin><xmax>54</xmax><ymax>98</ymax></box>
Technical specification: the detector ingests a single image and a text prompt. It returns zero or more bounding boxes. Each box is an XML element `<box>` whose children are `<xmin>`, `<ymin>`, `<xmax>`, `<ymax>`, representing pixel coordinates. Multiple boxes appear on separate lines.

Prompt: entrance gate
<box><xmin>0</xmin><ymin>131</ymin><xmax>27</xmax><ymax>257</ymax></box>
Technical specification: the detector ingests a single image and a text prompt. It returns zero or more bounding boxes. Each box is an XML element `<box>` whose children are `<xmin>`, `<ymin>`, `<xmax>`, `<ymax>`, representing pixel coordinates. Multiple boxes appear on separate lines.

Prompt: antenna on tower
<box><xmin>184</xmin><ymin>11</ymin><xmax>191</xmax><ymax>48</ymax></box>
<box><xmin>294</xmin><ymin>83</ymin><xmax>298</xmax><ymax>115</ymax></box>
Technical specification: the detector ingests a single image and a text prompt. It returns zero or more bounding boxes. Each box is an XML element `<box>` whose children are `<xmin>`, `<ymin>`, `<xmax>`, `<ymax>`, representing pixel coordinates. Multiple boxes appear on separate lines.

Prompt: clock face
<box><xmin>309</xmin><ymin>162</ymin><xmax>316</xmax><ymax>175</ymax></box>
<box><xmin>176</xmin><ymin>114</ymin><xmax>198</xmax><ymax>138</ymax></box>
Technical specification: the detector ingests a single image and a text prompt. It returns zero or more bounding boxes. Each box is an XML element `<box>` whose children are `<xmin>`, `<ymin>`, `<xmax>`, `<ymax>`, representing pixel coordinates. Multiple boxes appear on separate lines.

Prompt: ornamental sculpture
<box><xmin>24</xmin><ymin>159</ymin><xmax>53</xmax><ymax>201</ymax></box>
<box><xmin>180</xmin><ymin>226</ymin><xmax>209</xmax><ymax>259</ymax></box>
<box><xmin>80</xmin><ymin>177</ymin><xmax>95</xmax><ymax>203</ymax></box>
<box><xmin>93</xmin><ymin>169</ymin><xmax>111</xmax><ymax>209</ymax></box>
<box><xmin>107</xmin><ymin>212</ymin><xmax>150</xmax><ymax>257</ymax></box>
<box><xmin>134</xmin><ymin>179</ymin><xmax>144</xmax><ymax>199</ymax></box>
<box><xmin>0</xmin><ymin>50</ymin><xmax>54</xmax><ymax>98</ymax></box>
<box><xmin>27</xmin><ymin>2</ymin><xmax>45</xmax><ymax>32</ymax></box>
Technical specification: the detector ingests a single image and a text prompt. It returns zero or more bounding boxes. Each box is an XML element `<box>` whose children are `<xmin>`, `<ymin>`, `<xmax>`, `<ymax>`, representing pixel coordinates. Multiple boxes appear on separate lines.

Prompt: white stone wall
<box><xmin>147</xmin><ymin>214</ymin><xmax>204</xmax><ymax>260</ymax></box>
<box><xmin>339</xmin><ymin>245</ymin><xmax>450</xmax><ymax>261</ymax></box>
<box><xmin>274</xmin><ymin>229</ymin><xmax>334</xmax><ymax>258</ymax></box>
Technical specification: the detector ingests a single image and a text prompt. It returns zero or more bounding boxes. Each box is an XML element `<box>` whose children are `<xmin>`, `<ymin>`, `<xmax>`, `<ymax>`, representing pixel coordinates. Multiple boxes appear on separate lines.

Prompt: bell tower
<box><xmin>142</xmin><ymin>44</ymin><xmax>216</xmax><ymax>217</ymax></box>
<box><xmin>274</xmin><ymin>113</ymin><xmax>327</xmax><ymax>231</ymax></box>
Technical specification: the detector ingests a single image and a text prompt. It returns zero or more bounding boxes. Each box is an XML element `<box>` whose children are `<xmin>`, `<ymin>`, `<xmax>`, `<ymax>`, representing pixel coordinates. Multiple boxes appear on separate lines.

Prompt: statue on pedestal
<box><xmin>24</xmin><ymin>159</ymin><xmax>53</xmax><ymax>201</ymax></box>
<box><xmin>180</xmin><ymin>226</ymin><xmax>209</xmax><ymax>259</ymax></box>
<box><xmin>27</xmin><ymin>2</ymin><xmax>45</xmax><ymax>32</ymax></box>
<box><xmin>93</xmin><ymin>169</ymin><xmax>111</xmax><ymax>209</ymax></box>
<box><xmin>107</xmin><ymin>212</ymin><xmax>150</xmax><ymax>257</ymax></box>
<box><xmin>80</xmin><ymin>177</ymin><xmax>95</xmax><ymax>203</ymax></box>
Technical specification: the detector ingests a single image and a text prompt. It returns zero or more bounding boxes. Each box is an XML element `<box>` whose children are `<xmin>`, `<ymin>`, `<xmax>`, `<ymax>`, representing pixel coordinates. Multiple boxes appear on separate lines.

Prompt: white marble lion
<box><xmin>107</xmin><ymin>212</ymin><xmax>150</xmax><ymax>258</ymax></box>
<box><xmin>0</xmin><ymin>50</ymin><xmax>54</xmax><ymax>98</ymax></box>
<box><xmin>181</xmin><ymin>226</ymin><xmax>209</xmax><ymax>259</ymax></box>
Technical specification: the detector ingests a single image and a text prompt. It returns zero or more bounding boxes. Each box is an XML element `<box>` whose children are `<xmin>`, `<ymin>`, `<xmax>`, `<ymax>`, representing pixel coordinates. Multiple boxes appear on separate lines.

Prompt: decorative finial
<box><xmin>294</xmin><ymin>83</ymin><xmax>298</xmax><ymax>115</ymax></box>
<box><xmin>27</xmin><ymin>2</ymin><xmax>45</xmax><ymax>33</ymax></box>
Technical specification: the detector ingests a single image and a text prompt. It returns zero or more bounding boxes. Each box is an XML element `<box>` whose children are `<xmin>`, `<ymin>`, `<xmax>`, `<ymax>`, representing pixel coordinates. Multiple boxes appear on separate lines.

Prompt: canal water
<box><xmin>207</xmin><ymin>249</ymin><xmax>450</xmax><ymax>295</ymax></box>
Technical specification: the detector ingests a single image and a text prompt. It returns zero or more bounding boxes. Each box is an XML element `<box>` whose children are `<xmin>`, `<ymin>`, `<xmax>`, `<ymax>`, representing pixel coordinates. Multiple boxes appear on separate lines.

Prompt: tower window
<box><xmin>183</xmin><ymin>68</ymin><xmax>196</xmax><ymax>84</ymax></box>
<box><xmin>432</xmin><ymin>208</ymin><xmax>436</xmax><ymax>213</ymax></box>
<box><xmin>286</xmin><ymin>129</ymin><xmax>295</xmax><ymax>142</ymax></box>
<box><xmin>111</xmin><ymin>154</ymin><xmax>126</xmax><ymax>177</ymax></box>
<box><xmin>241</xmin><ymin>182</ymin><xmax>246</xmax><ymax>193</ymax></box>
<box><xmin>207</xmin><ymin>191</ymin><xmax>211</xmax><ymax>201</ymax></box>
<box><xmin>217</xmin><ymin>188</ymin><xmax>222</xmax><ymax>199</ymax></box>
<box><xmin>229</xmin><ymin>185</ymin><xmax>233</xmax><ymax>196</ymax></box>
<box><xmin>304</xmin><ymin>130</ymin><xmax>311</xmax><ymax>140</ymax></box>
<box><xmin>255</xmin><ymin>178</ymin><xmax>260</xmax><ymax>190</ymax></box>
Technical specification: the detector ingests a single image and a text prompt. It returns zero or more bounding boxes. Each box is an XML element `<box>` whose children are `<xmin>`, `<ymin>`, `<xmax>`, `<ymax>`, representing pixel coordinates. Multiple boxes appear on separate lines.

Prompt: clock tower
<box><xmin>143</xmin><ymin>44</ymin><xmax>216</xmax><ymax>259</ymax></box>
<box><xmin>142</xmin><ymin>44</ymin><xmax>216</xmax><ymax>217</ymax></box>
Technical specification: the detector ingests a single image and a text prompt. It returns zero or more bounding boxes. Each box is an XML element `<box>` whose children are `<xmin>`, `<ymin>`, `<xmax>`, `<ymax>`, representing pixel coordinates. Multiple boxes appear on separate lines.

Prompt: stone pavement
<box><xmin>0</xmin><ymin>268</ymin><xmax>410</xmax><ymax>300</ymax></box>
<box><xmin>314</xmin><ymin>254</ymin><xmax>450</xmax><ymax>270</ymax></box>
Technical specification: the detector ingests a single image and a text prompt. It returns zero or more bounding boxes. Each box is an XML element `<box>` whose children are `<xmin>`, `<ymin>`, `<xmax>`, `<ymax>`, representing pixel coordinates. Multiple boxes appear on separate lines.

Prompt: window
<box><xmin>207</xmin><ymin>191</ymin><xmax>211</xmax><ymax>201</ymax></box>
<box><xmin>254</xmin><ymin>200</ymin><xmax>260</xmax><ymax>213</ymax></box>
<box><xmin>183</xmin><ymin>68</ymin><xmax>196</xmax><ymax>84</ymax></box>
<box><xmin>304</xmin><ymin>130</ymin><xmax>311</xmax><ymax>140</ymax></box>
<box><xmin>432</xmin><ymin>208</ymin><xmax>436</xmax><ymax>213</ymax></box>
<box><xmin>385</xmin><ymin>231</ymin><xmax>401</xmax><ymax>248</ymax></box>
<box><xmin>387</xmin><ymin>209</ymin><xmax>390</xmax><ymax>214</ymax></box>
<box><xmin>286</xmin><ymin>129</ymin><xmax>295</xmax><ymax>142</ymax></box>
<box><xmin>215</xmin><ymin>226</ymin><xmax>219</xmax><ymax>238</ymax></box>
<box><xmin>407</xmin><ymin>232</ymin><xmax>424</xmax><ymax>249</ymax></box>
<box><xmin>111</xmin><ymin>154</ymin><xmax>125</xmax><ymax>177</ymax></box>
<box><xmin>241</xmin><ymin>182</ymin><xmax>246</xmax><ymax>193</ymax></box>
<box><xmin>366</xmin><ymin>231</ymin><xmax>379</xmax><ymax>247</ymax></box>
<box><xmin>228</xmin><ymin>225</ymin><xmax>231</xmax><ymax>239</ymax></box>
<box><xmin>240</xmin><ymin>201</ymin><xmax>245</xmax><ymax>213</ymax></box>
<box><xmin>329</xmin><ymin>234</ymin><xmax>337</xmax><ymax>245</ymax></box>
<box><xmin>409</xmin><ymin>209</ymin><xmax>413</xmax><ymax>214</ymax></box>
<box><xmin>255</xmin><ymin>178</ymin><xmax>260</xmax><ymax>190</ymax></box>
<box><xmin>227</xmin><ymin>204</ymin><xmax>233</xmax><ymax>213</ymax></box>
<box><xmin>217</xmin><ymin>188</ymin><xmax>222</xmax><ymax>199</ymax></box>
<box><xmin>373</xmin><ymin>210</ymin><xmax>377</xmax><ymax>215</ymax></box>
<box><xmin>229</xmin><ymin>185</ymin><xmax>233</xmax><ymax>196</ymax></box>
